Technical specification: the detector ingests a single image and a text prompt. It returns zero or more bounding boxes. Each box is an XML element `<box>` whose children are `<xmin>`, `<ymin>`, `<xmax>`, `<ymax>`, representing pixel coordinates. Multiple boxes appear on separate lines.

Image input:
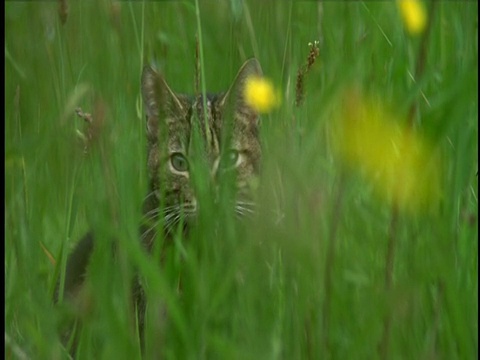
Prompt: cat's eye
<box><xmin>224</xmin><ymin>150</ymin><xmax>240</xmax><ymax>168</ymax></box>
<box><xmin>170</xmin><ymin>153</ymin><xmax>189</xmax><ymax>173</ymax></box>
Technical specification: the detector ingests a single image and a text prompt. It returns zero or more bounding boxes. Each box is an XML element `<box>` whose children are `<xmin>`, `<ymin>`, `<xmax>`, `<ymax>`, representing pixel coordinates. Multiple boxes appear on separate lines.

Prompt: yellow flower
<box><xmin>331</xmin><ymin>90</ymin><xmax>441</xmax><ymax>213</ymax></box>
<box><xmin>244</xmin><ymin>76</ymin><xmax>280</xmax><ymax>113</ymax></box>
<box><xmin>397</xmin><ymin>0</ymin><xmax>427</xmax><ymax>35</ymax></box>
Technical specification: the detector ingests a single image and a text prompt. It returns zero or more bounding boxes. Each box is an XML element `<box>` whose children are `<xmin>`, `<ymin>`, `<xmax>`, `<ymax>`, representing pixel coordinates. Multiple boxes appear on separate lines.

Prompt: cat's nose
<box><xmin>185</xmin><ymin>197</ymin><xmax>198</xmax><ymax>214</ymax></box>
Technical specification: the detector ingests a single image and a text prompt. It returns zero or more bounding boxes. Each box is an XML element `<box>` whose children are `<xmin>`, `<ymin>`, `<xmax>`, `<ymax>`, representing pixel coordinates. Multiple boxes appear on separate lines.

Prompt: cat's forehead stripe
<box><xmin>185</xmin><ymin>95</ymin><xmax>221</xmax><ymax>155</ymax></box>
<box><xmin>209</xmin><ymin>125</ymin><xmax>220</xmax><ymax>154</ymax></box>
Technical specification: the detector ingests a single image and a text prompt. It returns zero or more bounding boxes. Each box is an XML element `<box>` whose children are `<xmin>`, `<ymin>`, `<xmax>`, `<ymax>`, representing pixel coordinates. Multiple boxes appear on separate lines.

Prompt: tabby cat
<box><xmin>140</xmin><ymin>58</ymin><xmax>262</xmax><ymax>250</ymax></box>
<box><xmin>56</xmin><ymin>58</ymin><xmax>263</xmax><ymax>354</ymax></box>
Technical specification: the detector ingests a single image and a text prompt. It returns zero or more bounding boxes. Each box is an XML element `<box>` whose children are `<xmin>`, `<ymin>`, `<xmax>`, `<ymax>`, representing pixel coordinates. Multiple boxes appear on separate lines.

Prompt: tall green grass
<box><xmin>5</xmin><ymin>1</ymin><xmax>477</xmax><ymax>359</ymax></box>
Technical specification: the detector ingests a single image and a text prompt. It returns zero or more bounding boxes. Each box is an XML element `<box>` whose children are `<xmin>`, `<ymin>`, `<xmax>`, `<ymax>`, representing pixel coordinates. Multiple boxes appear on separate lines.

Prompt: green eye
<box><xmin>225</xmin><ymin>150</ymin><xmax>240</xmax><ymax>168</ymax></box>
<box><xmin>170</xmin><ymin>153</ymin><xmax>189</xmax><ymax>172</ymax></box>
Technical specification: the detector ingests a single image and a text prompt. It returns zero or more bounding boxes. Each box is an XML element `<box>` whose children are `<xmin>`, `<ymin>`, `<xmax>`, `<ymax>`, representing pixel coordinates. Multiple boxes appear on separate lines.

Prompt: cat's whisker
<box><xmin>142</xmin><ymin>215</ymin><xmax>176</xmax><ymax>243</ymax></box>
<box><xmin>144</xmin><ymin>204</ymin><xmax>178</xmax><ymax>220</ymax></box>
<box><xmin>234</xmin><ymin>202</ymin><xmax>256</xmax><ymax>219</ymax></box>
<box><xmin>171</xmin><ymin>215</ymin><xmax>182</xmax><ymax>230</ymax></box>
<box><xmin>164</xmin><ymin>212</ymin><xmax>176</xmax><ymax>223</ymax></box>
<box><xmin>142</xmin><ymin>203</ymin><xmax>181</xmax><ymax>217</ymax></box>
<box><xmin>237</xmin><ymin>204</ymin><xmax>255</xmax><ymax>212</ymax></box>
<box><xmin>141</xmin><ymin>208</ymin><xmax>161</xmax><ymax>221</ymax></box>
<box><xmin>141</xmin><ymin>205</ymin><xmax>175</xmax><ymax>223</ymax></box>
<box><xmin>165</xmin><ymin>213</ymin><xmax>183</xmax><ymax>236</ymax></box>
<box><xmin>162</xmin><ymin>204</ymin><xmax>182</xmax><ymax>212</ymax></box>
<box><xmin>236</xmin><ymin>200</ymin><xmax>257</xmax><ymax>207</ymax></box>
<box><xmin>142</xmin><ymin>190</ymin><xmax>156</xmax><ymax>202</ymax></box>
<box><xmin>165</xmin><ymin>206</ymin><xmax>179</xmax><ymax>221</ymax></box>
<box><xmin>141</xmin><ymin>223</ymin><xmax>158</xmax><ymax>242</ymax></box>
<box><xmin>142</xmin><ymin>203</ymin><xmax>195</xmax><ymax>239</ymax></box>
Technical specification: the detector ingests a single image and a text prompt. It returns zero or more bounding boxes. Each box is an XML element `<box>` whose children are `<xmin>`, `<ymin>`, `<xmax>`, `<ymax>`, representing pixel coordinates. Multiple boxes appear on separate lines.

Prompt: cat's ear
<box><xmin>141</xmin><ymin>65</ymin><xmax>186</xmax><ymax>140</ymax></box>
<box><xmin>220</xmin><ymin>58</ymin><xmax>263</xmax><ymax>125</ymax></box>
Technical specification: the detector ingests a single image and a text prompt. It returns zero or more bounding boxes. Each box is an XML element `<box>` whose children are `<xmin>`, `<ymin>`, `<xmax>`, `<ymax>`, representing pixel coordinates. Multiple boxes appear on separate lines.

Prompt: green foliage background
<box><xmin>5</xmin><ymin>1</ymin><xmax>477</xmax><ymax>359</ymax></box>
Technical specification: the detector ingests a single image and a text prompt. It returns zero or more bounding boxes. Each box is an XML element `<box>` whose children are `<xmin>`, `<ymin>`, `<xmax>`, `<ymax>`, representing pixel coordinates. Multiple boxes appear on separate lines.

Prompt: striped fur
<box><xmin>140</xmin><ymin>59</ymin><xmax>263</xmax><ymax>250</ymax></box>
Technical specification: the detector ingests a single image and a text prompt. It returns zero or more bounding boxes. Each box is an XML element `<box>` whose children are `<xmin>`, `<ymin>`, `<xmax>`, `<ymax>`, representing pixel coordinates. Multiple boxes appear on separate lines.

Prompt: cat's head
<box><xmin>141</xmin><ymin>59</ymin><xmax>262</xmax><ymax>236</ymax></box>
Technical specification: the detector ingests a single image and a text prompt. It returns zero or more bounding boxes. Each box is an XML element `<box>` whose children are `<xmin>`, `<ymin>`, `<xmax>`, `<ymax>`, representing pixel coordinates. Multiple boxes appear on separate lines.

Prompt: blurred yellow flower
<box><xmin>397</xmin><ymin>0</ymin><xmax>427</xmax><ymax>35</ymax></box>
<box><xmin>331</xmin><ymin>90</ymin><xmax>441</xmax><ymax>213</ymax></box>
<box><xmin>244</xmin><ymin>76</ymin><xmax>280</xmax><ymax>113</ymax></box>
